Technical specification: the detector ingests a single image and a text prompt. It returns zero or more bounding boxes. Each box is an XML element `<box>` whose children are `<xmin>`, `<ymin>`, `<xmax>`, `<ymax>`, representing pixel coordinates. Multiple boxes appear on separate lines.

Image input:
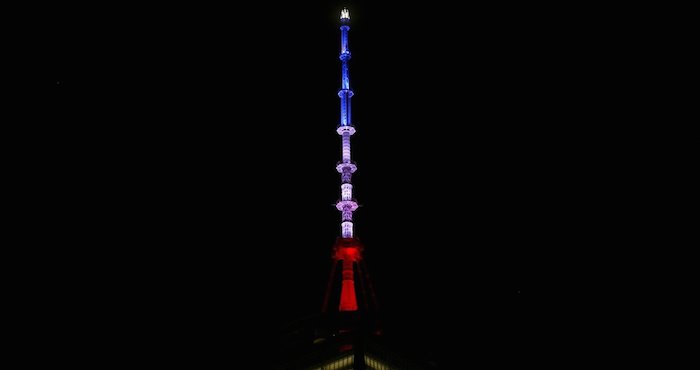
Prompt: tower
<box><xmin>323</xmin><ymin>6</ymin><xmax>376</xmax><ymax>317</ymax></box>
<box><xmin>279</xmin><ymin>8</ymin><xmax>432</xmax><ymax>369</ymax></box>
<box><xmin>322</xmin><ymin>7</ymin><xmax>378</xmax><ymax>323</ymax></box>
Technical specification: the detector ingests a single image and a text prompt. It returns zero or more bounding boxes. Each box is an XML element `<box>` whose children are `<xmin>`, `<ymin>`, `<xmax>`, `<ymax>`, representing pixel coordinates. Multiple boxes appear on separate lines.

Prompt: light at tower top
<box><xmin>340</xmin><ymin>8</ymin><xmax>350</xmax><ymax>20</ymax></box>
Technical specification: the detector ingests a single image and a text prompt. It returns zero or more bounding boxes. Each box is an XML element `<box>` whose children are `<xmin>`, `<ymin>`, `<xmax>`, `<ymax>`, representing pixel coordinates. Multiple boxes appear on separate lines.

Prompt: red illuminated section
<box><xmin>340</xmin><ymin>258</ymin><xmax>357</xmax><ymax>311</ymax></box>
<box><xmin>334</xmin><ymin>238</ymin><xmax>363</xmax><ymax>312</ymax></box>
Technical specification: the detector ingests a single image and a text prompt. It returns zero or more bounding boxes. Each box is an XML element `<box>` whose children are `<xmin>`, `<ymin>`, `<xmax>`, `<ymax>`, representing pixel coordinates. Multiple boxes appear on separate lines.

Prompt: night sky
<box><xmin>51</xmin><ymin>1</ymin><xmax>663</xmax><ymax>367</ymax></box>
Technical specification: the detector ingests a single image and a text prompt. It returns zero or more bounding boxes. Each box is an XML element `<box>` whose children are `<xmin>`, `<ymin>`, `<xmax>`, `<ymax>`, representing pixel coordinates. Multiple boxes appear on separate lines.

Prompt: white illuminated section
<box><xmin>342</xmin><ymin>221</ymin><xmax>353</xmax><ymax>238</ymax></box>
<box><xmin>342</xmin><ymin>133</ymin><xmax>351</xmax><ymax>162</ymax></box>
<box><xmin>341</xmin><ymin>184</ymin><xmax>353</xmax><ymax>200</ymax></box>
<box><xmin>340</xmin><ymin>8</ymin><xmax>350</xmax><ymax>20</ymax></box>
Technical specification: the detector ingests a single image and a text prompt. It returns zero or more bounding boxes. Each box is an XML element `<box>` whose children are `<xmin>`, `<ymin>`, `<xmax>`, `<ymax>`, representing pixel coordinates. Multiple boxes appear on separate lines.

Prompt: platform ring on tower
<box><xmin>336</xmin><ymin>126</ymin><xmax>356</xmax><ymax>135</ymax></box>
<box><xmin>335</xmin><ymin>200</ymin><xmax>359</xmax><ymax>212</ymax></box>
<box><xmin>337</xmin><ymin>89</ymin><xmax>354</xmax><ymax>98</ymax></box>
<box><xmin>336</xmin><ymin>163</ymin><xmax>357</xmax><ymax>173</ymax></box>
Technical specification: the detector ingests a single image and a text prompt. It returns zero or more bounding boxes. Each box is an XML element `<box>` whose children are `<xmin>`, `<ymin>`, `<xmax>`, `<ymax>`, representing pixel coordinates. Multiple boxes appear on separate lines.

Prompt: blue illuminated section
<box><xmin>339</xmin><ymin>18</ymin><xmax>353</xmax><ymax>127</ymax></box>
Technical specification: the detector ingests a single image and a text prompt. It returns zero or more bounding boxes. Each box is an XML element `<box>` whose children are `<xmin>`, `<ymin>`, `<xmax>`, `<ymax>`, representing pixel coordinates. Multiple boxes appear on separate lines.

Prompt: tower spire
<box><xmin>335</xmin><ymin>7</ymin><xmax>358</xmax><ymax>239</ymax></box>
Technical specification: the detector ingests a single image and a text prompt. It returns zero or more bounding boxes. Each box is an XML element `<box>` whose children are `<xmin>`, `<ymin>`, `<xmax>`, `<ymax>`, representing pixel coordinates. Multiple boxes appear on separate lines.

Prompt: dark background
<box><xmin>50</xmin><ymin>1</ymin><xmax>689</xmax><ymax>368</ymax></box>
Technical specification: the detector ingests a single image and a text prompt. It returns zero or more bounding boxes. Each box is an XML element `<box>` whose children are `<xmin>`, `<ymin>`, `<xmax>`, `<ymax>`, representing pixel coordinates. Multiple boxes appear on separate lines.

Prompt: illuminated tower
<box><xmin>323</xmin><ymin>7</ymin><xmax>377</xmax><ymax>318</ymax></box>
<box><xmin>328</xmin><ymin>6</ymin><xmax>366</xmax><ymax>315</ymax></box>
<box><xmin>279</xmin><ymin>9</ymin><xmax>431</xmax><ymax>370</ymax></box>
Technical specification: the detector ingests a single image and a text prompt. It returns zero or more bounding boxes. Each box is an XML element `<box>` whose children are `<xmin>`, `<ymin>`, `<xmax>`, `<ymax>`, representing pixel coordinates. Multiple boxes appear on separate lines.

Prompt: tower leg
<box><xmin>322</xmin><ymin>260</ymin><xmax>339</xmax><ymax>313</ymax></box>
